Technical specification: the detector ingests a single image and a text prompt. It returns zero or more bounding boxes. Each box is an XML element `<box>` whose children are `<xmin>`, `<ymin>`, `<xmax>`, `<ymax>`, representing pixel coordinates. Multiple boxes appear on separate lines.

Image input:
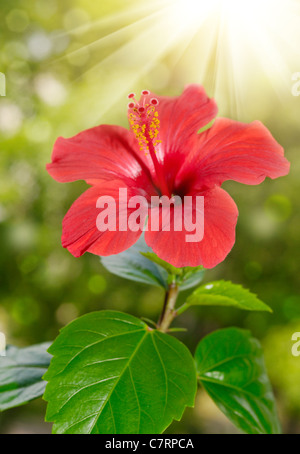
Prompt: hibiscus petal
<box><xmin>177</xmin><ymin>118</ymin><xmax>290</xmax><ymax>192</ymax></box>
<box><xmin>62</xmin><ymin>181</ymin><xmax>148</xmax><ymax>257</ymax></box>
<box><xmin>144</xmin><ymin>187</ymin><xmax>238</xmax><ymax>269</ymax></box>
<box><xmin>153</xmin><ymin>85</ymin><xmax>218</xmax><ymax>190</ymax></box>
<box><xmin>46</xmin><ymin>124</ymin><xmax>152</xmax><ymax>185</ymax></box>
<box><xmin>156</xmin><ymin>84</ymin><xmax>218</xmax><ymax>153</ymax></box>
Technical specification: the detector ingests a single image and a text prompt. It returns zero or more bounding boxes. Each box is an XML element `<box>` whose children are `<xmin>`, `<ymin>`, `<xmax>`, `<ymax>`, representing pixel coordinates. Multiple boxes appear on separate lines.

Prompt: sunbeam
<box><xmin>56</xmin><ymin>0</ymin><xmax>300</xmax><ymax>120</ymax></box>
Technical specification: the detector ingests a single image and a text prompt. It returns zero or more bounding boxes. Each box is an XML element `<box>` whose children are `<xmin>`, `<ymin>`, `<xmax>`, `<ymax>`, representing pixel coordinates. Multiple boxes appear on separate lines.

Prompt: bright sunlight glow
<box><xmin>57</xmin><ymin>0</ymin><xmax>300</xmax><ymax>120</ymax></box>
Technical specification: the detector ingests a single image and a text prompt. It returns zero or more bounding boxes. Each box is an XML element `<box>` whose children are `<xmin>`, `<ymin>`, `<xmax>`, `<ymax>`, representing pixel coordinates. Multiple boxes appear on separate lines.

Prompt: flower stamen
<box><xmin>128</xmin><ymin>91</ymin><xmax>162</xmax><ymax>153</ymax></box>
<box><xmin>127</xmin><ymin>90</ymin><xmax>168</xmax><ymax>196</ymax></box>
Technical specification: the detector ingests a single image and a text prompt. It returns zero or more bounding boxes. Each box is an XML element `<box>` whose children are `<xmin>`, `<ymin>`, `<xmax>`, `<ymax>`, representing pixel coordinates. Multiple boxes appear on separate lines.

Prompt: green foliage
<box><xmin>0</xmin><ymin>343</ymin><xmax>51</xmax><ymax>411</ymax></box>
<box><xmin>195</xmin><ymin>328</ymin><xmax>281</xmax><ymax>434</ymax></box>
<box><xmin>177</xmin><ymin>267</ymin><xmax>205</xmax><ymax>291</ymax></box>
<box><xmin>140</xmin><ymin>252</ymin><xmax>183</xmax><ymax>276</ymax></box>
<box><xmin>0</xmin><ymin>0</ymin><xmax>298</xmax><ymax>434</ymax></box>
<box><xmin>183</xmin><ymin>280</ymin><xmax>272</xmax><ymax>313</ymax></box>
<box><xmin>44</xmin><ymin>311</ymin><xmax>197</xmax><ymax>434</ymax></box>
<box><xmin>100</xmin><ymin>236</ymin><xmax>168</xmax><ymax>289</ymax></box>
<box><xmin>101</xmin><ymin>235</ymin><xmax>205</xmax><ymax>291</ymax></box>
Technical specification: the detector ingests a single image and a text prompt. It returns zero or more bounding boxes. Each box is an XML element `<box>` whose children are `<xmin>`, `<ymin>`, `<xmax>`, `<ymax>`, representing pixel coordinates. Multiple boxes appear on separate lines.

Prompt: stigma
<box><xmin>127</xmin><ymin>90</ymin><xmax>161</xmax><ymax>154</ymax></box>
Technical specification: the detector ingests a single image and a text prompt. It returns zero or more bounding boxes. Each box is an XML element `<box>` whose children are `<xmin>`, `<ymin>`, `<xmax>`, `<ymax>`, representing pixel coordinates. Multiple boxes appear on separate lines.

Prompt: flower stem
<box><xmin>157</xmin><ymin>282</ymin><xmax>179</xmax><ymax>332</ymax></box>
<box><xmin>175</xmin><ymin>302</ymin><xmax>189</xmax><ymax>316</ymax></box>
<box><xmin>144</xmin><ymin>130</ymin><xmax>170</xmax><ymax>197</ymax></box>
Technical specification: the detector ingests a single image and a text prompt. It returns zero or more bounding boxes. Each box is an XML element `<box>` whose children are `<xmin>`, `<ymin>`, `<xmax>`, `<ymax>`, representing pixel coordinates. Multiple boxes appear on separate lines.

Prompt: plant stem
<box><xmin>157</xmin><ymin>282</ymin><xmax>179</xmax><ymax>332</ymax></box>
<box><xmin>175</xmin><ymin>302</ymin><xmax>189</xmax><ymax>316</ymax></box>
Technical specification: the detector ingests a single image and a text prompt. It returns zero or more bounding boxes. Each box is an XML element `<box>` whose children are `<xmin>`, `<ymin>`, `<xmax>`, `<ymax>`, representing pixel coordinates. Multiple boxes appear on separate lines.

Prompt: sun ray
<box><xmin>54</xmin><ymin>0</ymin><xmax>300</xmax><ymax>120</ymax></box>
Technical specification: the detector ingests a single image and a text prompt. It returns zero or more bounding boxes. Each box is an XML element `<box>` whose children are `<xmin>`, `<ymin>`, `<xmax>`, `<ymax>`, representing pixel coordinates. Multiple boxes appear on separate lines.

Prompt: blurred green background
<box><xmin>0</xmin><ymin>0</ymin><xmax>299</xmax><ymax>434</ymax></box>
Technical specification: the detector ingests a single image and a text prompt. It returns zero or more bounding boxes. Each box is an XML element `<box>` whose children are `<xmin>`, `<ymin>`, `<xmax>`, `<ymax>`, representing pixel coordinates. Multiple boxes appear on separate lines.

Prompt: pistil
<box><xmin>128</xmin><ymin>91</ymin><xmax>170</xmax><ymax>197</ymax></box>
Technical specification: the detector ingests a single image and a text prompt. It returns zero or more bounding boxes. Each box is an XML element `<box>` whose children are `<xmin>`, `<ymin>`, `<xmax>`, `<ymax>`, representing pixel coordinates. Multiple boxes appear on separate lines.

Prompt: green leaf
<box><xmin>185</xmin><ymin>280</ymin><xmax>272</xmax><ymax>312</ymax></box>
<box><xmin>179</xmin><ymin>267</ymin><xmax>205</xmax><ymax>291</ymax></box>
<box><xmin>100</xmin><ymin>234</ymin><xmax>205</xmax><ymax>291</ymax></box>
<box><xmin>140</xmin><ymin>252</ymin><xmax>182</xmax><ymax>276</ymax></box>
<box><xmin>100</xmin><ymin>236</ymin><xmax>168</xmax><ymax>289</ymax></box>
<box><xmin>44</xmin><ymin>311</ymin><xmax>197</xmax><ymax>434</ymax></box>
<box><xmin>0</xmin><ymin>342</ymin><xmax>51</xmax><ymax>411</ymax></box>
<box><xmin>195</xmin><ymin>328</ymin><xmax>281</xmax><ymax>434</ymax></box>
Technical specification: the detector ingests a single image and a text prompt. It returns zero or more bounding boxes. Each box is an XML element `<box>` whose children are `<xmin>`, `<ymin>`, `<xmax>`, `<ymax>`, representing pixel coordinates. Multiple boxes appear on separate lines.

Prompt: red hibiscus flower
<box><xmin>46</xmin><ymin>85</ymin><xmax>290</xmax><ymax>268</ymax></box>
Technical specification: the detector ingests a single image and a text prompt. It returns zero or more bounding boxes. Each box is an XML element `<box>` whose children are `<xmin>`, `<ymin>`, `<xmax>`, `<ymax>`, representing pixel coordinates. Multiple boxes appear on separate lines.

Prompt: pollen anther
<box><xmin>127</xmin><ymin>90</ymin><xmax>160</xmax><ymax>155</ymax></box>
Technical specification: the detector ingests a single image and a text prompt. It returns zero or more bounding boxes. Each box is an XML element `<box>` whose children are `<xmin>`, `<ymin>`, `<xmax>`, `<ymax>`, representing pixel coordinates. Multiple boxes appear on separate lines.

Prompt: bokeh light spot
<box><xmin>265</xmin><ymin>194</ymin><xmax>292</xmax><ymax>222</ymax></box>
<box><xmin>6</xmin><ymin>9</ymin><xmax>29</xmax><ymax>33</ymax></box>
<box><xmin>88</xmin><ymin>275</ymin><xmax>107</xmax><ymax>294</ymax></box>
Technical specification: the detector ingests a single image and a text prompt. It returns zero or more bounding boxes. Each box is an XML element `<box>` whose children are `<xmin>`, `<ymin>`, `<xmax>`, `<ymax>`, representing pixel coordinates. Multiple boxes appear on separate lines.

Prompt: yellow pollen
<box><xmin>128</xmin><ymin>103</ymin><xmax>160</xmax><ymax>155</ymax></box>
